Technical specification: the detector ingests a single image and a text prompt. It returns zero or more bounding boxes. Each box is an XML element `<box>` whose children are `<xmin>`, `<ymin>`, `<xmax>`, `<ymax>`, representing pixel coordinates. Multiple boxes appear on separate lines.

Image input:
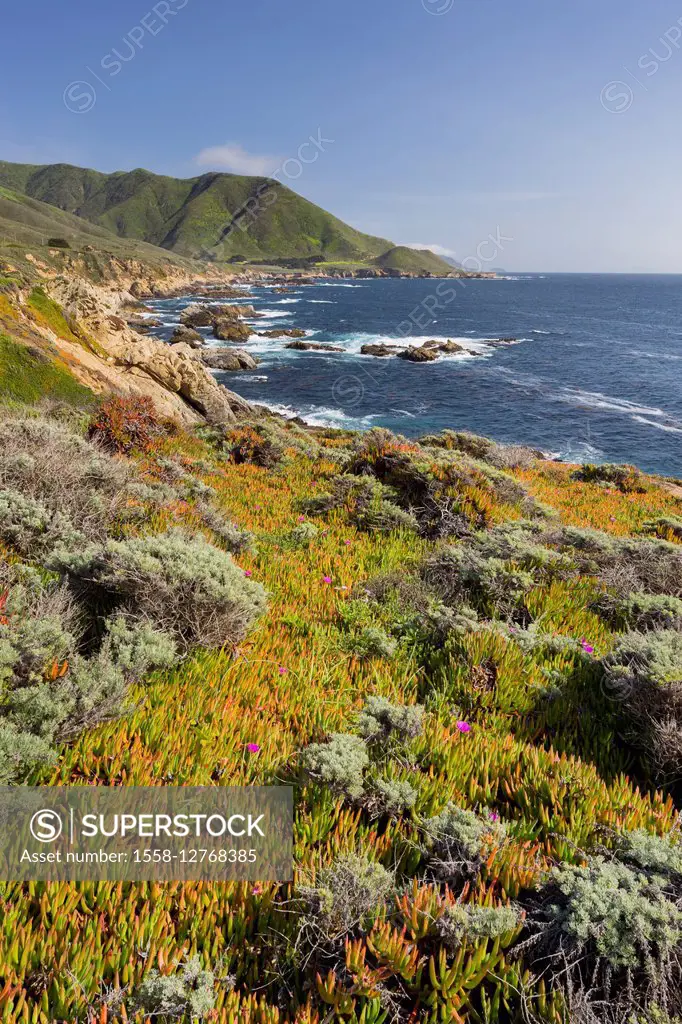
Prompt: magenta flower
<box><xmin>344</xmin><ymin>540</ymin><xmax>351</xmax><ymax>546</ymax></box>
<box><xmin>323</xmin><ymin>576</ymin><xmax>332</xmax><ymax>584</ymax></box>
<box><xmin>278</xmin><ymin>666</ymin><xmax>287</xmax><ymax>675</ymax></box>
<box><xmin>580</xmin><ymin>639</ymin><xmax>595</xmax><ymax>654</ymax></box>
<box><xmin>246</xmin><ymin>743</ymin><xmax>261</xmax><ymax>754</ymax></box>
<box><xmin>252</xmin><ymin>884</ymin><xmax>263</xmax><ymax>895</ymax></box>
<box><xmin>456</xmin><ymin>721</ymin><xmax>472</xmax><ymax>734</ymax></box>
<box><xmin>489</xmin><ymin>811</ymin><xmax>500</xmax><ymax>822</ymax></box>
<box><xmin>297</xmin><ymin>515</ymin><xmax>306</xmax><ymax>522</ymax></box>
<box><xmin>254</xmin><ymin>505</ymin><xmax>262</xmax><ymax>511</ymax></box>
<box><xmin>244</xmin><ymin>569</ymin><xmax>252</xmax><ymax>578</ymax></box>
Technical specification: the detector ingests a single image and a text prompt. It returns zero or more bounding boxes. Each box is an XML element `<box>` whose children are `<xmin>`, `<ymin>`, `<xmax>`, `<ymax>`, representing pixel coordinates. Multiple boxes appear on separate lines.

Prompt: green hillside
<box><xmin>0</xmin><ymin>161</ymin><xmax>453</xmax><ymax>272</ymax></box>
<box><xmin>0</xmin><ymin>184</ymin><xmax>201</xmax><ymax>273</ymax></box>
<box><xmin>374</xmin><ymin>244</ymin><xmax>454</xmax><ymax>275</ymax></box>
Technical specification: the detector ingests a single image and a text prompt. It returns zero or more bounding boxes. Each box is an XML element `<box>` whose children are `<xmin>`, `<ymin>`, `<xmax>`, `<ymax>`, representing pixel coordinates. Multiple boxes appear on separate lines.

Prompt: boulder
<box><xmin>436</xmin><ymin>340</ymin><xmax>465</xmax><ymax>354</ymax></box>
<box><xmin>360</xmin><ymin>343</ymin><xmax>400</xmax><ymax>357</ymax></box>
<box><xmin>201</xmin><ymin>348</ymin><xmax>260</xmax><ymax>371</ymax></box>
<box><xmin>214</xmin><ymin>317</ymin><xmax>252</xmax><ymax>342</ymax></box>
<box><xmin>284</xmin><ymin>340</ymin><xmax>345</xmax><ymax>352</ymax></box>
<box><xmin>259</xmin><ymin>328</ymin><xmax>307</xmax><ymax>339</ymax></box>
<box><xmin>180</xmin><ymin>303</ymin><xmax>215</xmax><ymax>328</ymax></box>
<box><xmin>170</xmin><ymin>325</ymin><xmax>204</xmax><ymax>348</ymax></box>
<box><xmin>397</xmin><ymin>346</ymin><xmax>440</xmax><ymax>363</ymax></box>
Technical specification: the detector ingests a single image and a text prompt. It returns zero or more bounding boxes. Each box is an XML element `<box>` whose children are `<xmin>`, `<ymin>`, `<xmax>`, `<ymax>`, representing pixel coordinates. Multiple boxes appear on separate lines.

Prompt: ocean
<box><xmin>146</xmin><ymin>273</ymin><xmax>682</xmax><ymax>477</ymax></box>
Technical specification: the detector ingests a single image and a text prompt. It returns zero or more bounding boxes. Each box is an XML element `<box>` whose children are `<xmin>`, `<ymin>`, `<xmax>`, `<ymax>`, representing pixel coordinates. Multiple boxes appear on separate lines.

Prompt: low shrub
<box><xmin>301</xmin><ymin>475</ymin><xmax>419</xmax><ymax>534</ymax></box>
<box><xmin>133</xmin><ymin>956</ymin><xmax>217</xmax><ymax>1020</ymax></box>
<box><xmin>51</xmin><ymin>528</ymin><xmax>267</xmax><ymax>652</ymax></box>
<box><xmin>0</xmin><ymin>413</ymin><xmax>133</xmax><ymax>544</ymax></box>
<box><xmin>423</xmin><ymin>543</ymin><xmax>536</xmax><ymax>618</ymax></box>
<box><xmin>300</xmin><ymin>733</ymin><xmax>369</xmax><ymax>799</ymax></box>
<box><xmin>371</xmin><ymin>777</ymin><xmax>418</xmax><ymax>815</ymax></box>
<box><xmin>544</xmin><ymin>525</ymin><xmax>682</xmax><ymax>598</ymax></box>
<box><xmin>221</xmin><ymin>422</ymin><xmax>284</xmax><ymax>468</ymax></box>
<box><xmin>572</xmin><ymin>462</ymin><xmax>647</xmax><ymax>493</ymax></box>
<box><xmin>597</xmin><ymin>592</ymin><xmax>682</xmax><ymax>632</ymax></box>
<box><xmin>340</xmin><ymin>625</ymin><xmax>397</xmax><ymax>660</ymax></box>
<box><xmin>436</xmin><ymin>903</ymin><xmax>520</xmax><ymax>950</ymax></box>
<box><xmin>642</xmin><ymin>516</ymin><xmax>682</xmax><ymax>543</ymax></box>
<box><xmin>423</xmin><ymin>803</ymin><xmax>506</xmax><ymax>881</ymax></box>
<box><xmin>527</xmin><ymin>838</ymin><xmax>682</xmax><ymax>1016</ymax></box>
<box><xmin>357</xmin><ymin>695</ymin><xmax>424</xmax><ymax>742</ymax></box>
<box><xmin>298</xmin><ymin>854</ymin><xmax>394</xmax><ymax>946</ymax></box>
<box><xmin>0</xmin><ymin>569</ymin><xmax>179</xmax><ymax>781</ymax></box>
<box><xmin>88</xmin><ymin>395</ymin><xmax>166</xmax><ymax>455</ymax></box>
<box><xmin>601</xmin><ymin>631</ymin><xmax>682</xmax><ymax>781</ymax></box>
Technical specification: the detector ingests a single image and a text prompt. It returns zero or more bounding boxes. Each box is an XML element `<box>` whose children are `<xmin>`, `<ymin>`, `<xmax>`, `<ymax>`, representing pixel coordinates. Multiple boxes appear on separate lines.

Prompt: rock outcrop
<box><xmin>214</xmin><ymin>318</ymin><xmax>252</xmax><ymax>342</ymax></box>
<box><xmin>397</xmin><ymin>346</ymin><xmax>440</xmax><ymax>363</ymax></box>
<box><xmin>47</xmin><ymin>274</ymin><xmax>253</xmax><ymax>424</ymax></box>
<box><xmin>201</xmin><ymin>349</ymin><xmax>260</xmax><ymax>371</ymax></box>
<box><xmin>284</xmin><ymin>340</ymin><xmax>345</xmax><ymax>352</ymax></box>
<box><xmin>170</xmin><ymin>325</ymin><xmax>205</xmax><ymax>348</ymax></box>
<box><xmin>259</xmin><ymin>328</ymin><xmax>307</xmax><ymax>339</ymax></box>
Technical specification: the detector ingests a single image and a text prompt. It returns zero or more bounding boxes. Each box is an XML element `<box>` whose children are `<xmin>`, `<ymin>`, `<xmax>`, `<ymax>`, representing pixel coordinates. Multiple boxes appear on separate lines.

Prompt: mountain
<box><xmin>0</xmin><ymin>161</ymin><xmax>453</xmax><ymax>273</ymax></box>
<box><xmin>376</xmin><ymin>245</ymin><xmax>454</xmax><ymax>275</ymax></box>
<box><xmin>0</xmin><ymin>184</ymin><xmax>198</xmax><ymax>270</ymax></box>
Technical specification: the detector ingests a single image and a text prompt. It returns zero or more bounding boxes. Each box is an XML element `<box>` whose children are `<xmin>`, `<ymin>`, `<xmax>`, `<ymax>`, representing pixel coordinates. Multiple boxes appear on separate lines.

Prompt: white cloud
<box><xmin>194</xmin><ymin>143</ymin><xmax>282</xmax><ymax>176</ymax></box>
<box><xmin>403</xmin><ymin>242</ymin><xmax>456</xmax><ymax>257</ymax></box>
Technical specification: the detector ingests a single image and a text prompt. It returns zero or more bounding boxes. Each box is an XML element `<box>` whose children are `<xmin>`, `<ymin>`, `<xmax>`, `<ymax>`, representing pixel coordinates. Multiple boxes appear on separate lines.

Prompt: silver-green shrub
<box><xmin>300</xmin><ymin>733</ymin><xmax>369</xmax><ymax>799</ymax></box>
<box><xmin>134</xmin><ymin>956</ymin><xmax>216</xmax><ymax>1020</ymax></box>
<box><xmin>52</xmin><ymin>528</ymin><xmax>267</xmax><ymax>651</ymax></box>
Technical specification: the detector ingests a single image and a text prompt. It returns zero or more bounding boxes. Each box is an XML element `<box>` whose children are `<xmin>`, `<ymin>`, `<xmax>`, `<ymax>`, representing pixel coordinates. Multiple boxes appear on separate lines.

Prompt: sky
<box><xmin>2</xmin><ymin>0</ymin><xmax>682</xmax><ymax>272</ymax></box>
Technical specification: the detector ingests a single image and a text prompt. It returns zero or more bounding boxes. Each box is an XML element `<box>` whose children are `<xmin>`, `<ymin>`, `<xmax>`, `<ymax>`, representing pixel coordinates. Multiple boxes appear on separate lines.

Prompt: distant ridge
<box><xmin>0</xmin><ymin>160</ymin><xmax>454</xmax><ymax>273</ymax></box>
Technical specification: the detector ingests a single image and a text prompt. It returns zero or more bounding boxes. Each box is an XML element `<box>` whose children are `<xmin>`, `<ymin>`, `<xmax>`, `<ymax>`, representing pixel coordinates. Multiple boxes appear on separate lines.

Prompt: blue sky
<box><xmin>2</xmin><ymin>0</ymin><xmax>682</xmax><ymax>271</ymax></box>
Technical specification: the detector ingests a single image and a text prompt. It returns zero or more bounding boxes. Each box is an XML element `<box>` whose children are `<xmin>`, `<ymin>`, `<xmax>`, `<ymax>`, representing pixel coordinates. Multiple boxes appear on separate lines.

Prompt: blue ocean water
<box><xmin>147</xmin><ymin>274</ymin><xmax>682</xmax><ymax>477</ymax></box>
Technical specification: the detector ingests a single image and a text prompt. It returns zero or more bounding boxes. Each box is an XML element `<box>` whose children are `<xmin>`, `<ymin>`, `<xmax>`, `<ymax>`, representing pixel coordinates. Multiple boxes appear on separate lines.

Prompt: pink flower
<box><xmin>323</xmin><ymin>576</ymin><xmax>332</xmax><ymax>584</ymax></box>
<box><xmin>456</xmin><ymin>721</ymin><xmax>472</xmax><ymax>734</ymax></box>
<box><xmin>489</xmin><ymin>810</ymin><xmax>500</xmax><ymax>822</ymax></box>
<box><xmin>278</xmin><ymin>666</ymin><xmax>287</xmax><ymax>675</ymax></box>
<box><xmin>244</xmin><ymin>570</ymin><xmax>252</xmax><ymax>578</ymax></box>
<box><xmin>254</xmin><ymin>505</ymin><xmax>262</xmax><ymax>511</ymax></box>
<box><xmin>580</xmin><ymin>639</ymin><xmax>595</xmax><ymax>654</ymax></box>
<box><xmin>252</xmin><ymin>884</ymin><xmax>263</xmax><ymax>895</ymax></box>
<box><xmin>297</xmin><ymin>515</ymin><xmax>306</xmax><ymax>522</ymax></box>
<box><xmin>246</xmin><ymin>743</ymin><xmax>261</xmax><ymax>754</ymax></box>
<box><xmin>344</xmin><ymin>540</ymin><xmax>351</xmax><ymax>546</ymax></box>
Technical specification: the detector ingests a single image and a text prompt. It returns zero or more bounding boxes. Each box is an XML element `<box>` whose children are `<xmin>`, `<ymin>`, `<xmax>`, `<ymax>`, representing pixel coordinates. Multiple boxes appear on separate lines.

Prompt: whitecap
<box><xmin>557</xmin><ymin>388</ymin><xmax>668</xmax><ymax>418</ymax></box>
<box><xmin>631</xmin><ymin>415</ymin><xmax>682</xmax><ymax>434</ymax></box>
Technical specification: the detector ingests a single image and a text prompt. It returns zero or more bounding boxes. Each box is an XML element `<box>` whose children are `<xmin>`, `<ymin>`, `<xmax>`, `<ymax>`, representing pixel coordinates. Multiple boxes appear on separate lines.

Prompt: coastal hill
<box><xmin>0</xmin><ymin>160</ymin><xmax>454</xmax><ymax>273</ymax></box>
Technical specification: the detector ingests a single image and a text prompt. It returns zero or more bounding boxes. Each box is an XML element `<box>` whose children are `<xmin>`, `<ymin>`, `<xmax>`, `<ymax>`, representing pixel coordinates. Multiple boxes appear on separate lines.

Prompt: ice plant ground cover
<box><xmin>0</xmin><ymin>409</ymin><xmax>681</xmax><ymax>1022</ymax></box>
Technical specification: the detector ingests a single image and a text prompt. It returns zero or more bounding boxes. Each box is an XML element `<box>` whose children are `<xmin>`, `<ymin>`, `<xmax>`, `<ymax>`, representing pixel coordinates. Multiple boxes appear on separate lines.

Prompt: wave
<box><xmin>238</xmin><ymin>374</ymin><xmax>269</xmax><ymax>382</ymax></box>
<box><xmin>255</xmin><ymin>309</ymin><xmax>294</xmax><ymax>321</ymax></box>
<box><xmin>308</xmin><ymin>299</ymin><xmax>335</xmax><ymax>304</ymax></box>
<box><xmin>553</xmin><ymin>441</ymin><xmax>606</xmax><ymax>464</ymax></box>
<box><xmin>628</xmin><ymin>349</ymin><xmax>682</xmax><ymax>361</ymax></box>
<box><xmin>249</xmin><ymin>399</ymin><xmax>381</xmax><ymax>430</ymax></box>
<box><xmin>631</xmin><ymin>415</ymin><xmax>682</xmax><ymax>434</ymax></box>
<box><xmin>275</xmin><ymin>298</ymin><xmax>300</xmax><ymax>304</ymax></box>
<box><xmin>323</xmin><ymin>332</ymin><xmax>498</xmax><ymax>358</ymax></box>
<box><xmin>557</xmin><ymin>387</ymin><xmax>668</xmax><ymax>419</ymax></box>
